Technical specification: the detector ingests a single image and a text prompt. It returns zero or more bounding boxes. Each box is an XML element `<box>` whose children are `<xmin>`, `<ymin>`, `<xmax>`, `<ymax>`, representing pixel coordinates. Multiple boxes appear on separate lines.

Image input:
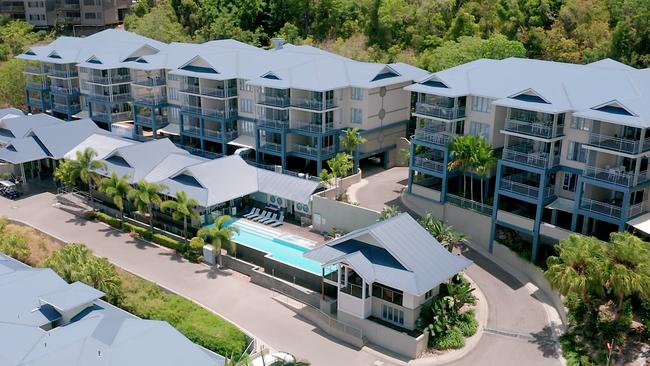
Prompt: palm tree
<box><xmin>54</xmin><ymin>147</ymin><xmax>107</xmax><ymax>208</ymax></box>
<box><xmin>53</xmin><ymin>159</ymin><xmax>78</xmax><ymax>189</ymax></box>
<box><xmin>98</xmin><ymin>172</ymin><xmax>131</xmax><ymax>222</ymax></box>
<box><xmin>448</xmin><ymin>135</ymin><xmax>473</xmax><ymax>198</ymax></box>
<box><xmin>127</xmin><ymin>179</ymin><xmax>167</xmax><ymax>233</ymax></box>
<box><xmin>605</xmin><ymin>232</ymin><xmax>650</xmax><ymax>309</ymax></box>
<box><xmin>196</xmin><ymin>215</ymin><xmax>239</xmax><ymax>263</ymax></box>
<box><xmin>472</xmin><ymin>138</ymin><xmax>497</xmax><ymax>204</ymax></box>
<box><xmin>340</xmin><ymin>128</ymin><xmax>367</xmax><ymax>172</ymax></box>
<box><xmin>544</xmin><ymin>235</ymin><xmax>607</xmax><ymax>306</ymax></box>
<box><xmin>161</xmin><ymin>191</ymin><xmax>200</xmax><ymax>244</ymax></box>
<box><xmin>327</xmin><ymin>152</ymin><xmax>353</xmax><ymax>199</ymax></box>
<box><xmin>417</xmin><ymin>212</ymin><xmax>466</xmax><ymax>252</ymax></box>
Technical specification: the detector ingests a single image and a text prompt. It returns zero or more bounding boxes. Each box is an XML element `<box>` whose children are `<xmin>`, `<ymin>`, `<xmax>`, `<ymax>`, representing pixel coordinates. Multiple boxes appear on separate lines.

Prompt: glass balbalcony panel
<box><xmin>580</xmin><ymin>198</ymin><xmax>622</xmax><ymax>218</ymax></box>
<box><xmin>415</xmin><ymin>103</ymin><xmax>465</xmax><ymax>120</ymax></box>
<box><xmin>414</xmin><ymin>128</ymin><xmax>453</xmax><ymax>146</ymax></box>
<box><xmin>258</xmin><ymin>119</ymin><xmax>289</xmax><ymax>130</ymax></box>
<box><xmin>501</xmin><ymin>148</ymin><xmax>553</xmax><ymax>169</ymax></box>
<box><xmin>260</xmin><ymin>142</ymin><xmax>283</xmax><ymax>153</ymax></box>
<box><xmin>413</xmin><ymin>153</ymin><xmax>445</xmax><ymax>173</ymax></box>
<box><xmin>588</xmin><ymin>133</ymin><xmax>639</xmax><ymax>154</ymax></box>
<box><xmin>291</xmin><ymin>98</ymin><xmax>337</xmax><ymax>111</ymax></box>
<box><xmin>258</xmin><ymin>95</ymin><xmax>290</xmax><ymax>108</ymax></box>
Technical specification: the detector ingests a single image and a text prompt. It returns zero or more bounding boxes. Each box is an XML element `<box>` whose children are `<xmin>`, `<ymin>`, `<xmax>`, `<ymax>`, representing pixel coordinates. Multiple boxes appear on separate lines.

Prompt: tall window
<box><xmin>84</xmin><ymin>12</ymin><xmax>96</xmax><ymax>19</ymax></box>
<box><xmin>562</xmin><ymin>172</ymin><xmax>578</xmax><ymax>192</ymax></box>
<box><xmin>240</xmin><ymin>120</ymin><xmax>254</xmax><ymax>136</ymax></box>
<box><xmin>168</xmin><ymin>87</ymin><xmax>178</xmax><ymax>101</ymax></box>
<box><xmin>239</xmin><ymin>80</ymin><xmax>251</xmax><ymax>91</ymax></box>
<box><xmin>351</xmin><ymin>87</ymin><xmax>364</xmax><ymax>101</ymax></box>
<box><xmin>471</xmin><ymin>96</ymin><xmax>492</xmax><ymax>113</ymax></box>
<box><xmin>239</xmin><ymin>99</ymin><xmax>253</xmax><ymax>113</ymax></box>
<box><xmin>381</xmin><ymin>304</ymin><xmax>404</xmax><ymax>326</ymax></box>
<box><xmin>570</xmin><ymin>117</ymin><xmax>591</xmax><ymax>131</ymax></box>
<box><xmin>350</xmin><ymin>108</ymin><xmax>362</xmax><ymax>124</ymax></box>
<box><xmin>567</xmin><ymin>141</ymin><xmax>587</xmax><ymax>163</ymax></box>
<box><xmin>469</xmin><ymin>121</ymin><xmax>490</xmax><ymax>141</ymax></box>
<box><xmin>372</xmin><ymin>283</ymin><xmax>403</xmax><ymax>306</ymax></box>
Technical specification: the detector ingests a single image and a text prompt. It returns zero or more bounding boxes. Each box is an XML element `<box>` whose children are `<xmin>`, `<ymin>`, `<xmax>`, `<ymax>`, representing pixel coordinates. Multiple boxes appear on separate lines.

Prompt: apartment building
<box><xmin>0</xmin><ymin>0</ymin><xmax>130</xmax><ymax>27</ymax></box>
<box><xmin>405</xmin><ymin>57</ymin><xmax>650</xmax><ymax>261</ymax></box>
<box><xmin>19</xmin><ymin>31</ymin><xmax>429</xmax><ymax>174</ymax></box>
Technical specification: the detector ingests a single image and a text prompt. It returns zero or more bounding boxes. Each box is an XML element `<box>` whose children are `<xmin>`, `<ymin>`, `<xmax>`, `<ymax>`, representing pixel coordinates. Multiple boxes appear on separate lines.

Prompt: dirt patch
<box><xmin>4</xmin><ymin>223</ymin><xmax>62</xmax><ymax>266</ymax></box>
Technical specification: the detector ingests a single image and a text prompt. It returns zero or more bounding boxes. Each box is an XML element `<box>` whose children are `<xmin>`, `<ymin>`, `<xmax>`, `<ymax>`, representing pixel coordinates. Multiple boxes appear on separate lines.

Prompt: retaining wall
<box><xmin>311</xmin><ymin>194</ymin><xmax>379</xmax><ymax>234</ymax></box>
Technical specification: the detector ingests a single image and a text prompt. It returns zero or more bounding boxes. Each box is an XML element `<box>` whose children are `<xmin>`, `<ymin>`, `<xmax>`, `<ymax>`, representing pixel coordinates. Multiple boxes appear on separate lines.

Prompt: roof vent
<box><xmin>271</xmin><ymin>38</ymin><xmax>285</xmax><ymax>50</ymax></box>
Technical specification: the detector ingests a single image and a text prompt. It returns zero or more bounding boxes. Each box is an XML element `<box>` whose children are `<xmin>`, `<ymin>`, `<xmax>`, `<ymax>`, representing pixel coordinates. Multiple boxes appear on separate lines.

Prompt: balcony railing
<box><xmin>502</xmin><ymin>148</ymin><xmax>559</xmax><ymax>169</ymax></box>
<box><xmin>257</xmin><ymin>95</ymin><xmax>290</xmax><ymax>108</ymax></box>
<box><xmin>584</xmin><ymin>166</ymin><xmax>648</xmax><ymax>187</ymax></box>
<box><xmin>588</xmin><ymin>133</ymin><xmax>640</xmax><ymax>154</ymax></box>
<box><xmin>204</xmin><ymin>129</ymin><xmax>237</xmax><ymax>141</ymax></box>
<box><xmin>630</xmin><ymin>202</ymin><xmax>646</xmax><ymax>218</ymax></box>
<box><xmin>180</xmin><ymin>105</ymin><xmax>237</xmax><ymax>120</ymax></box>
<box><xmin>92</xmin><ymin>111</ymin><xmax>131</xmax><ymax>123</ymax></box>
<box><xmin>292</xmin><ymin>121</ymin><xmax>335</xmax><ymax>133</ymax></box>
<box><xmin>504</xmin><ymin>119</ymin><xmax>561</xmax><ymax>139</ymax></box>
<box><xmin>52</xmin><ymin>102</ymin><xmax>81</xmax><ymax>113</ymax></box>
<box><xmin>414</xmin><ymin>127</ymin><xmax>453</xmax><ymax>146</ymax></box>
<box><xmin>133</xmin><ymin>95</ymin><xmax>167</xmax><ymax>106</ymax></box>
<box><xmin>49</xmin><ymin>69</ymin><xmax>78</xmax><ymax>78</ymax></box>
<box><xmin>50</xmin><ymin>86</ymin><xmax>80</xmax><ymax>95</ymax></box>
<box><xmin>257</xmin><ymin>119</ymin><xmax>289</xmax><ymax>130</ymax></box>
<box><xmin>60</xmin><ymin>2</ymin><xmax>80</xmax><ymax>9</ymax></box>
<box><xmin>201</xmin><ymin>86</ymin><xmax>237</xmax><ymax>98</ymax></box>
<box><xmin>24</xmin><ymin>65</ymin><xmax>48</xmax><ymax>74</ymax></box>
<box><xmin>87</xmin><ymin>74</ymin><xmax>131</xmax><ymax>85</ymax></box>
<box><xmin>181</xmin><ymin>125</ymin><xmax>202</xmax><ymax>137</ymax></box>
<box><xmin>500</xmin><ymin>177</ymin><xmax>555</xmax><ymax>199</ymax></box>
<box><xmin>132</xmin><ymin>78</ymin><xmax>166</xmax><ymax>87</ymax></box>
<box><xmin>259</xmin><ymin>142</ymin><xmax>283</xmax><ymax>153</ymax></box>
<box><xmin>28</xmin><ymin>99</ymin><xmax>49</xmax><ymax>109</ymax></box>
<box><xmin>292</xmin><ymin>144</ymin><xmax>336</xmax><ymax>157</ymax></box>
<box><xmin>291</xmin><ymin>98</ymin><xmax>337</xmax><ymax>111</ymax></box>
<box><xmin>580</xmin><ymin>198</ymin><xmax>622</xmax><ymax>218</ymax></box>
<box><xmin>87</xmin><ymin>92</ymin><xmax>131</xmax><ymax>103</ymax></box>
<box><xmin>26</xmin><ymin>81</ymin><xmax>48</xmax><ymax>90</ymax></box>
<box><xmin>415</xmin><ymin>103</ymin><xmax>465</xmax><ymax>120</ymax></box>
<box><xmin>136</xmin><ymin>114</ymin><xmax>168</xmax><ymax>127</ymax></box>
<box><xmin>413</xmin><ymin>154</ymin><xmax>445</xmax><ymax>173</ymax></box>
<box><xmin>446</xmin><ymin>193</ymin><xmax>493</xmax><ymax>216</ymax></box>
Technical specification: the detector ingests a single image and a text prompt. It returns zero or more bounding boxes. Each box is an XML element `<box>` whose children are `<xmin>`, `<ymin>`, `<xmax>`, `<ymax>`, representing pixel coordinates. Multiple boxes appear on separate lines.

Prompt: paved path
<box><xmin>350</xmin><ymin>168</ymin><xmax>562</xmax><ymax>366</ymax></box>
<box><xmin>0</xmin><ymin>193</ymin><xmax>394</xmax><ymax>366</ymax></box>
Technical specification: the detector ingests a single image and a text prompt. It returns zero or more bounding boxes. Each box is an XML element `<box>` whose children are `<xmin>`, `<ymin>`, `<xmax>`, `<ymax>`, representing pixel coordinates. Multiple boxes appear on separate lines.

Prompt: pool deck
<box><xmin>235</xmin><ymin>216</ymin><xmax>327</xmax><ymax>249</ymax></box>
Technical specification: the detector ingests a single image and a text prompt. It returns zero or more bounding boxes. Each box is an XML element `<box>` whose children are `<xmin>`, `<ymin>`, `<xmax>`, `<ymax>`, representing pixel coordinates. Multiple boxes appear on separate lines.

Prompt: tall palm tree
<box><xmin>472</xmin><ymin>138</ymin><xmax>497</xmax><ymax>204</ymax></box>
<box><xmin>340</xmin><ymin>128</ymin><xmax>367</xmax><ymax>172</ymax></box>
<box><xmin>545</xmin><ymin>235</ymin><xmax>607</xmax><ymax>306</ymax></box>
<box><xmin>417</xmin><ymin>212</ymin><xmax>466</xmax><ymax>252</ymax></box>
<box><xmin>99</xmin><ymin>172</ymin><xmax>131</xmax><ymax>222</ymax></box>
<box><xmin>197</xmin><ymin>215</ymin><xmax>239</xmax><ymax>260</ymax></box>
<box><xmin>448</xmin><ymin>135</ymin><xmax>473</xmax><ymax>198</ymax></box>
<box><xmin>54</xmin><ymin>147</ymin><xmax>106</xmax><ymax>208</ymax></box>
<box><xmin>161</xmin><ymin>191</ymin><xmax>200</xmax><ymax>244</ymax></box>
<box><xmin>327</xmin><ymin>152</ymin><xmax>353</xmax><ymax>199</ymax></box>
<box><xmin>605</xmin><ymin>232</ymin><xmax>650</xmax><ymax>309</ymax></box>
<box><xmin>127</xmin><ymin>179</ymin><xmax>167</xmax><ymax>233</ymax></box>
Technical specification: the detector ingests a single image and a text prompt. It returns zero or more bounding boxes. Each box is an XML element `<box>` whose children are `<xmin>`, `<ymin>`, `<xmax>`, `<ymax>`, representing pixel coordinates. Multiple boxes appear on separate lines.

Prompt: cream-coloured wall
<box><xmin>338</xmin><ymin>292</ymin><xmax>365</xmax><ymax>318</ymax></box>
<box><xmin>370</xmin><ymin>297</ymin><xmax>418</xmax><ymax>330</ymax></box>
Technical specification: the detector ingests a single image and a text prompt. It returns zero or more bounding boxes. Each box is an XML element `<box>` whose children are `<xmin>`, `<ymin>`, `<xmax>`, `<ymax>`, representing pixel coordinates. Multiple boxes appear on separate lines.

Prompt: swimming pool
<box><xmin>209</xmin><ymin>219</ymin><xmax>323</xmax><ymax>275</ymax></box>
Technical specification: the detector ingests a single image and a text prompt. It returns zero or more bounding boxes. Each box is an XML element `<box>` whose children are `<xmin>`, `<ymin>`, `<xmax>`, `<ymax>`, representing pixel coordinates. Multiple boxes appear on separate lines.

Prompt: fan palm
<box><xmin>98</xmin><ymin>172</ymin><xmax>131</xmax><ymax>222</ymax></box>
<box><xmin>605</xmin><ymin>232</ymin><xmax>650</xmax><ymax>309</ymax></box>
<box><xmin>127</xmin><ymin>179</ymin><xmax>167</xmax><ymax>233</ymax></box>
<box><xmin>340</xmin><ymin>128</ymin><xmax>367</xmax><ymax>172</ymax></box>
<box><xmin>448</xmin><ymin>135</ymin><xmax>473</xmax><ymax>198</ymax></box>
<box><xmin>161</xmin><ymin>191</ymin><xmax>200</xmax><ymax>244</ymax></box>
<box><xmin>197</xmin><ymin>215</ymin><xmax>239</xmax><ymax>258</ymax></box>
<box><xmin>544</xmin><ymin>235</ymin><xmax>607</xmax><ymax>305</ymax></box>
<box><xmin>418</xmin><ymin>212</ymin><xmax>466</xmax><ymax>252</ymax></box>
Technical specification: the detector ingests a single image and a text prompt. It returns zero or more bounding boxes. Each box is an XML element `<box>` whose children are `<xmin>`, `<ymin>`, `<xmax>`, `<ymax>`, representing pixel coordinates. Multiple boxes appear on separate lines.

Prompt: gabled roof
<box><xmin>39</xmin><ymin>281</ymin><xmax>104</xmax><ymax>313</ymax></box>
<box><xmin>100</xmin><ymin>139</ymin><xmax>186</xmax><ymax>183</ymax></box>
<box><xmin>27</xmin><ymin>119</ymin><xmax>106</xmax><ymax>159</ymax></box>
<box><xmin>0</xmin><ymin>137</ymin><xmax>49</xmax><ymax>163</ymax></box>
<box><xmin>305</xmin><ymin>213</ymin><xmax>472</xmax><ymax>295</ymax></box>
<box><xmin>0</xmin><ymin>114</ymin><xmax>62</xmax><ymax>140</ymax></box>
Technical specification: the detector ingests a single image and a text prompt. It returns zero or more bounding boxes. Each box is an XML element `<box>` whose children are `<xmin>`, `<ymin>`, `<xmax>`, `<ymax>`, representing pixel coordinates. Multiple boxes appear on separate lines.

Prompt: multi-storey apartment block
<box><xmin>405</xmin><ymin>58</ymin><xmax>650</xmax><ymax>261</ymax></box>
<box><xmin>0</xmin><ymin>0</ymin><xmax>130</xmax><ymax>27</ymax></box>
<box><xmin>19</xmin><ymin>31</ymin><xmax>429</xmax><ymax>174</ymax></box>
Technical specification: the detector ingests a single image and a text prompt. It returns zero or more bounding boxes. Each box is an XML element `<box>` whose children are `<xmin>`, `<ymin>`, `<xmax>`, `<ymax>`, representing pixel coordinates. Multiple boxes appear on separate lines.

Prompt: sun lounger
<box><xmin>249</xmin><ymin>209</ymin><xmax>266</xmax><ymax>220</ymax></box>
<box><xmin>270</xmin><ymin>214</ymin><xmax>285</xmax><ymax>227</ymax></box>
<box><xmin>254</xmin><ymin>211</ymin><xmax>272</xmax><ymax>222</ymax></box>
<box><xmin>243</xmin><ymin>207</ymin><xmax>259</xmax><ymax>219</ymax></box>
<box><xmin>260</xmin><ymin>213</ymin><xmax>278</xmax><ymax>224</ymax></box>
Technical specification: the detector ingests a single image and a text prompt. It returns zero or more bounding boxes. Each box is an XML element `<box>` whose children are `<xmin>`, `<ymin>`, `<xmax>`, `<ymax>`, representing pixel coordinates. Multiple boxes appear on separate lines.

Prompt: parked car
<box><xmin>0</xmin><ymin>180</ymin><xmax>20</xmax><ymax>199</ymax></box>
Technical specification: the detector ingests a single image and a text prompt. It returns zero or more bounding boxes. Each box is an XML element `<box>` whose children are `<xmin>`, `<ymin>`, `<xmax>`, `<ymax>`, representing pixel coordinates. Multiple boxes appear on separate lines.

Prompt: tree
<box><xmin>340</xmin><ymin>128</ymin><xmax>367</xmax><ymax>173</ymax></box>
<box><xmin>196</xmin><ymin>215</ymin><xmax>239</xmax><ymax>261</ymax></box>
<box><xmin>161</xmin><ymin>191</ymin><xmax>200</xmax><ymax>244</ymax></box>
<box><xmin>0</xmin><ymin>59</ymin><xmax>26</xmax><ymax>109</ymax></box>
<box><xmin>0</xmin><ymin>233</ymin><xmax>30</xmax><ymax>262</ymax></box>
<box><xmin>44</xmin><ymin>243</ymin><xmax>94</xmax><ymax>283</ymax></box>
<box><xmin>99</xmin><ymin>172</ymin><xmax>132</xmax><ymax>222</ymax></box>
<box><xmin>127</xmin><ymin>180</ymin><xmax>167</xmax><ymax>233</ymax></box>
<box><xmin>124</xmin><ymin>0</ymin><xmax>193</xmax><ymax>43</ymax></box>
<box><xmin>448</xmin><ymin>135</ymin><xmax>473</xmax><ymax>198</ymax></box>
<box><xmin>53</xmin><ymin>159</ymin><xmax>78</xmax><ymax>188</ymax></box>
<box><xmin>605</xmin><ymin>232</ymin><xmax>650</xmax><ymax>309</ymax></box>
<box><xmin>418</xmin><ymin>212</ymin><xmax>466</xmax><ymax>252</ymax></box>
<box><xmin>324</xmin><ymin>152</ymin><xmax>354</xmax><ymax>199</ymax></box>
<box><xmin>0</xmin><ymin>20</ymin><xmax>41</xmax><ymax>61</ymax></box>
<box><xmin>55</xmin><ymin>148</ymin><xmax>107</xmax><ymax>209</ymax></box>
<box><xmin>471</xmin><ymin>137</ymin><xmax>497</xmax><ymax>204</ymax></box>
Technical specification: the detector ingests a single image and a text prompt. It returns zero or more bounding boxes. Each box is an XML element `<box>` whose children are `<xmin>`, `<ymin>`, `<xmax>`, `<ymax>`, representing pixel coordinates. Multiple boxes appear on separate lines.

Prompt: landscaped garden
<box><xmin>0</xmin><ymin>217</ymin><xmax>248</xmax><ymax>359</ymax></box>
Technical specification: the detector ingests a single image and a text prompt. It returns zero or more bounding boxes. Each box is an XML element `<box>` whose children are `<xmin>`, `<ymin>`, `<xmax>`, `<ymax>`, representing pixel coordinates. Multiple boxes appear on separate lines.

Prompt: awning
<box><xmin>159</xmin><ymin>123</ymin><xmax>180</xmax><ymax>136</ymax></box>
<box><xmin>545</xmin><ymin>197</ymin><xmax>575</xmax><ymax>213</ymax></box>
<box><xmin>627</xmin><ymin>212</ymin><xmax>650</xmax><ymax>236</ymax></box>
<box><xmin>228</xmin><ymin>134</ymin><xmax>255</xmax><ymax>149</ymax></box>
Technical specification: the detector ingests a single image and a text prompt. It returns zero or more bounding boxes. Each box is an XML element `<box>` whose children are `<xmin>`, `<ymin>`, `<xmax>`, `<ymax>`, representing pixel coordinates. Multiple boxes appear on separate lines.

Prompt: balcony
<box><xmin>28</xmin><ymin>99</ymin><xmax>49</xmax><ymax>109</ymax></box>
<box><xmin>132</xmin><ymin>77</ymin><xmax>166</xmax><ymax>87</ymax></box>
<box><xmin>291</xmin><ymin>98</ymin><xmax>337</xmax><ymax>111</ymax></box>
<box><xmin>412</xmin><ymin>153</ymin><xmax>445</xmax><ymax>174</ymax></box>
<box><xmin>588</xmin><ymin>133</ymin><xmax>643</xmax><ymax>155</ymax></box>
<box><xmin>501</xmin><ymin>148</ymin><xmax>559</xmax><ymax>169</ymax></box>
<box><xmin>257</xmin><ymin>119</ymin><xmax>289</xmax><ymax>130</ymax></box>
<box><xmin>259</xmin><ymin>142</ymin><xmax>283</xmax><ymax>154</ymax></box>
<box><xmin>87</xmin><ymin>74</ymin><xmax>131</xmax><ymax>85</ymax></box>
<box><xmin>59</xmin><ymin>2</ymin><xmax>80</xmax><ymax>9</ymax></box>
<box><xmin>629</xmin><ymin>202</ymin><xmax>646</xmax><ymax>218</ymax></box>
<box><xmin>257</xmin><ymin>95</ymin><xmax>290</xmax><ymax>108</ymax></box>
<box><xmin>24</xmin><ymin>65</ymin><xmax>48</xmax><ymax>75</ymax></box>
<box><xmin>136</xmin><ymin>114</ymin><xmax>168</xmax><ymax>128</ymax></box>
<box><xmin>50</xmin><ymin>85</ymin><xmax>80</xmax><ymax>95</ymax></box>
<box><xmin>86</xmin><ymin>92</ymin><xmax>131</xmax><ymax>103</ymax></box>
<box><xmin>180</xmin><ymin>105</ymin><xmax>237</xmax><ymax>120</ymax></box>
<box><xmin>52</xmin><ymin>102</ymin><xmax>81</xmax><ymax>114</ymax></box>
<box><xmin>503</xmin><ymin>119</ymin><xmax>563</xmax><ymax>139</ymax></box>
<box><xmin>181</xmin><ymin>125</ymin><xmax>202</xmax><ymax>138</ymax></box>
<box><xmin>580</xmin><ymin>198</ymin><xmax>622</xmax><ymax>219</ymax></box>
<box><xmin>291</xmin><ymin>121</ymin><xmax>335</xmax><ymax>134</ymax></box>
<box><xmin>26</xmin><ymin>81</ymin><xmax>49</xmax><ymax>91</ymax></box>
<box><xmin>414</xmin><ymin>103</ymin><xmax>465</xmax><ymax>120</ymax></box>
<box><xmin>292</xmin><ymin>144</ymin><xmax>336</xmax><ymax>157</ymax></box>
<box><xmin>49</xmin><ymin>69</ymin><xmax>78</xmax><ymax>78</ymax></box>
<box><xmin>92</xmin><ymin>111</ymin><xmax>131</xmax><ymax>123</ymax></box>
<box><xmin>204</xmin><ymin>129</ymin><xmax>237</xmax><ymax>141</ymax></box>
<box><xmin>584</xmin><ymin>166</ymin><xmax>648</xmax><ymax>187</ymax></box>
<box><xmin>413</xmin><ymin>127</ymin><xmax>454</xmax><ymax>146</ymax></box>
<box><xmin>500</xmin><ymin>176</ymin><xmax>555</xmax><ymax>199</ymax></box>
<box><xmin>133</xmin><ymin>95</ymin><xmax>167</xmax><ymax>106</ymax></box>
<box><xmin>180</xmin><ymin>85</ymin><xmax>237</xmax><ymax>98</ymax></box>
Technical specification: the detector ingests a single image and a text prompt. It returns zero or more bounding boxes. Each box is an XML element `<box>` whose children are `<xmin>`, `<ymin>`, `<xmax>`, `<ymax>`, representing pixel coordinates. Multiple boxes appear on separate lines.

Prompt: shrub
<box><xmin>122</xmin><ymin>222</ymin><xmax>152</xmax><ymax>240</ymax></box>
<box><xmin>152</xmin><ymin>233</ymin><xmax>183</xmax><ymax>251</ymax></box>
<box><xmin>0</xmin><ymin>233</ymin><xmax>31</xmax><ymax>262</ymax></box>
<box><xmin>457</xmin><ymin>310</ymin><xmax>478</xmax><ymax>337</ymax></box>
<box><xmin>95</xmin><ymin>211</ymin><xmax>122</xmax><ymax>229</ymax></box>
<box><xmin>83</xmin><ymin>210</ymin><xmax>96</xmax><ymax>220</ymax></box>
<box><xmin>432</xmin><ymin>327</ymin><xmax>465</xmax><ymax>350</ymax></box>
<box><xmin>0</xmin><ymin>216</ymin><xmax>9</xmax><ymax>232</ymax></box>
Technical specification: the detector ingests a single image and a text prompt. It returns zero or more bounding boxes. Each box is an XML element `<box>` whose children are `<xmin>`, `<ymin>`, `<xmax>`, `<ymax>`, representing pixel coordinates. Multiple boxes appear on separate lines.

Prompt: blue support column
<box><xmin>221</xmin><ymin>119</ymin><xmax>227</xmax><ymax>154</ymax></box>
<box><xmin>530</xmin><ymin>172</ymin><xmax>547</xmax><ymax>263</ymax></box>
<box><xmin>132</xmin><ymin>106</ymin><xmax>139</xmax><ymax>138</ymax></box>
<box><xmin>407</xmin><ymin>142</ymin><xmax>415</xmax><ymax>194</ymax></box>
<box><xmin>255</xmin><ymin>127</ymin><xmax>261</xmax><ymax>164</ymax></box>
<box><xmin>66</xmin><ymin>94</ymin><xmax>72</xmax><ymax>121</ymax></box>
<box><xmin>152</xmin><ymin>108</ymin><xmax>157</xmax><ymax>139</ymax></box>
<box><xmin>199</xmin><ymin>117</ymin><xmax>205</xmax><ymax>151</ymax></box>
<box><xmin>316</xmin><ymin>136</ymin><xmax>323</xmax><ymax>174</ymax></box>
<box><xmin>180</xmin><ymin>113</ymin><xmax>185</xmax><ymax>146</ymax></box>
<box><xmin>280</xmin><ymin>131</ymin><xmax>287</xmax><ymax>169</ymax></box>
<box><xmin>25</xmin><ymin>89</ymin><xmax>31</xmax><ymax>113</ymax></box>
<box><xmin>620</xmin><ymin>190</ymin><xmax>631</xmax><ymax>231</ymax></box>
<box><xmin>488</xmin><ymin>162</ymin><xmax>503</xmax><ymax>254</ymax></box>
<box><xmin>39</xmin><ymin>91</ymin><xmax>46</xmax><ymax>113</ymax></box>
<box><xmin>571</xmin><ymin>179</ymin><xmax>584</xmax><ymax>232</ymax></box>
<box><xmin>440</xmin><ymin>149</ymin><xmax>450</xmax><ymax>204</ymax></box>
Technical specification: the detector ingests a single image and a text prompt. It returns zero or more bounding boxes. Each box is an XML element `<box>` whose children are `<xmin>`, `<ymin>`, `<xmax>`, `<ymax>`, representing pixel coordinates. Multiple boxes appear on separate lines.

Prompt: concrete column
<box><xmin>551</xmin><ymin>209</ymin><xmax>558</xmax><ymax>226</ymax></box>
<box><xmin>316</xmin><ymin>136</ymin><xmax>322</xmax><ymax>174</ymax></box>
<box><xmin>407</xmin><ymin>142</ymin><xmax>415</xmax><ymax>194</ymax></box>
<box><xmin>488</xmin><ymin>162</ymin><xmax>503</xmax><ymax>254</ymax></box>
<box><xmin>620</xmin><ymin>189</ymin><xmax>631</xmax><ymax>230</ymax></box>
<box><xmin>440</xmin><ymin>148</ymin><xmax>450</xmax><ymax>204</ymax></box>
<box><xmin>530</xmin><ymin>171</ymin><xmax>547</xmax><ymax>263</ymax></box>
<box><xmin>571</xmin><ymin>179</ymin><xmax>584</xmax><ymax>232</ymax></box>
<box><xmin>280</xmin><ymin>131</ymin><xmax>287</xmax><ymax>169</ymax></box>
<box><xmin>221</xmin><ymin>116</ymin><xmax>227</xmax><ymax>154</ymax></box>
<box><xmin>255</xmin><ymin>127</ymin><xmax>261</xmax><ymax>164</ymax></box>
<box><xmin>199</xmin><ymin>117</ymin><xmax>205</xmax><ymax>151</ymax></box>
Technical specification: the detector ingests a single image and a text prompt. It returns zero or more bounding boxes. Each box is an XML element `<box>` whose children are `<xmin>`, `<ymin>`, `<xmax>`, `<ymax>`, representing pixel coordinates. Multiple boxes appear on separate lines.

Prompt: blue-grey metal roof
<box><xmin>0</xmin><ymin>137</ymin><xmax>49</xmax><ymax>164</ymax></box>
<box><xmin>39</xmin><ymin>281</ymin><xmax>105</xmax><ymax>313</ymax></box>
<box><xmin>0</xmin><ymin>254</ymin><xmax>226</xmax><ymax>366</ymax></box>
<box><xmin>28</xmin><ymin>119</ymin><xmax>106</xmax><ymax>159</ymax></box>
<box><xmin>0</xmin><ymin>108</ymin><xmax>24</xmax><ymax>120</ymax></box>
<box><xmin>305</xmin><ymin>213</ymin><xmax>472</xmax><ymax>295</ymax></box>
<box><xmin>257</xmin><ymin>169</ymin><xmax>320</xmax><ymax>205</ymax></box>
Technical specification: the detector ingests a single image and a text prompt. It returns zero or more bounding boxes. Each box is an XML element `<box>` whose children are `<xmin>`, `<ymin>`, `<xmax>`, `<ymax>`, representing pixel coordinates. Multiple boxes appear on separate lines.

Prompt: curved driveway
<box><xmin>351</xmin><ymin>167</ymin><xmax>562</xmax><ymax>366</ymax></box>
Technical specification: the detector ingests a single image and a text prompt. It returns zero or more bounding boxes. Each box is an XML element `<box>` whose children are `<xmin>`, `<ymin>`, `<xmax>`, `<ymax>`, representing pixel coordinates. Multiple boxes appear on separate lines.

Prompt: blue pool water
<box><xmin>208</xmin><ymin>219</ymin><xmax>323</xmax><ymax>275</ymax></box>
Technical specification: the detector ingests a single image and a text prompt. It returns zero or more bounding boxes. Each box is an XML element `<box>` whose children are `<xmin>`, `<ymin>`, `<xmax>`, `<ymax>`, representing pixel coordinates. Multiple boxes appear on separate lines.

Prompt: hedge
<box><xmin>95</xmin><ymin>211</ymin><xmax>122</xmax><ymax>229</ymax></box>
<box><xmin>152</xmin><ymin>233</ymin><xmax>183</xmax><ymax>251</ymax></box>
<box><xmin>91</xmin><ymin>211</ymin><xmax>183</xmax><ymax>250</ymax></box>
<box><xmin>122</xmin><ymin>222</ymin><xmax>152</xmax><ymax>240</ymax></box>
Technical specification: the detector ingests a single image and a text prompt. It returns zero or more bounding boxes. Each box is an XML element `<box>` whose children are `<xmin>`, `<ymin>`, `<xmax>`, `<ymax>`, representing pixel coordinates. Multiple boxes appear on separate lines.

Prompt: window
<box><xmin>240</xmin><ymin>120</ymin><xmax>254</xmax><ymax>136</ymax></box>
<box><xmin>351</xmin><ymin>87</ymin><xmax>364</xmax><ymax>101</ymax></box>
<box><xmin>567</xmin><ymin>141</ymin><xmax>587</xmax><ymax>163</ymax></box>
<box><xmin>425</xmin><ymin>289</ymin><xmax>434</xmax><ymax>300</ymax></box>
<box><xmin>381</xmin><ymin>304</ymin><xmax>404</xmax><ymax>326</ymax></box>
<box><xmin>84</xmin><ymin>12</ymin><xmax>96</xmax><ymax>19</ymax></box>
<box><xmin>239</xmin><ymin>99</ymin><xmax>253</xmax><ymax>113</ymax></box>
<box><xmin>570</xmin><ymin>117</ymin><xmax>591</xmax><ymax>131</ymax></box>
<box><xmin>168</xmin><ymin>87</ymin><xmax>178</xmax><ymax>101</ymax></box>
<box><xmin>562</xmin><ymin>172</ymin><xmax>578</xmax><ymax>192</ymax></box>
<box><xmin>83</xmin><ymin>0</ymin><xmax>94</xmax><ymax>5</ymax></box>
<box><xmin>471</xmin><ymin>96</ymin><xmax>492</xmax><ymax>113</ymax></box>
<box><xmin>372</xmin><ymin>283</ymin><xmax>403</xmax><ymax>306</ymax></box>
<box><xmin>469</xmin><ymin>121</ymin><xmax>490</xmax><ymax>141</ymax></box>
<box><xmin>167</xmin><ymin>73</ymin><xmax>178</xmax><ymax>81</ymax></box>
<box><xmin>350</xmin><ymin>108</ymin><xmax>362</xmax><ymax>124</ymax></box>
<box><xmin>239</xmin><ymin>80</ymin><xmax>251</xmax><ymax>91</ymax></box>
